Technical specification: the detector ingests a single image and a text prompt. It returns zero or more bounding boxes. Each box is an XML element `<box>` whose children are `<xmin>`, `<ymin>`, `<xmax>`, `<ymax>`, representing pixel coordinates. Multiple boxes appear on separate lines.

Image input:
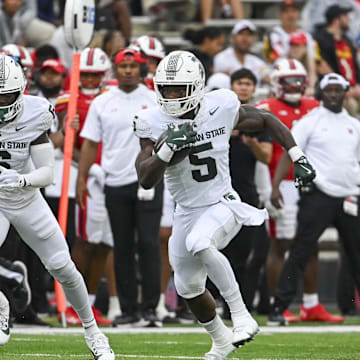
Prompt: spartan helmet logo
<box><xmin>165</xmin><ymin>54</ymin><xmax>183</xmax><ymax>79</ymax></box>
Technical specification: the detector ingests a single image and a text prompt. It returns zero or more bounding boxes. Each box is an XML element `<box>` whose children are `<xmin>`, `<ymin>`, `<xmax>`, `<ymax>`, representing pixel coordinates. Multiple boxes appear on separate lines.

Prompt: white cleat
<box><xmin>0</xmin><ymin>292</ymin><xmax>10</xmax><ymax>346</ymax></box>
<box><xmin>205</xmin><ymin>327</ymin><xmax>238</xmax><ymax>360</ymax></box>
<box><xmin>232</xmin><ymin>318</ymin><xmax>259</xmax><ymax>347</ymax></box>
<box><xmin>85</xmin><ymin>332</ymin><xmax>115</xmax><ymax>360</ymax></box>
<box><xmin>205</xmin><ymin>342</ymin><xmax>238</xmax><ymax>360</ymax></box>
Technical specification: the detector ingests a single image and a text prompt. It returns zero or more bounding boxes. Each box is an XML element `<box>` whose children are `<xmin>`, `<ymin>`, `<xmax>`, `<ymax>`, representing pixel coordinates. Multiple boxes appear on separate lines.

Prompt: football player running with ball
<box><xmin>0</xmin><ymin>54</ymin><xmax>114</xmax><ymax>359</ymax></box>
<box><xmin>134</xmin><ymin>51</ymin><xmax>316</xmax><ymax>360</ymax></box>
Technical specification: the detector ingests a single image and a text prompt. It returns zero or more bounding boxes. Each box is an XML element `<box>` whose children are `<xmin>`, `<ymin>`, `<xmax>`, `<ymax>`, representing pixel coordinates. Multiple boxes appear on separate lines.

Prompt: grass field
<box><xmin>1</xmin><ymin>318</ymin><xmax>360</xmax><ymax>360</ymax></box>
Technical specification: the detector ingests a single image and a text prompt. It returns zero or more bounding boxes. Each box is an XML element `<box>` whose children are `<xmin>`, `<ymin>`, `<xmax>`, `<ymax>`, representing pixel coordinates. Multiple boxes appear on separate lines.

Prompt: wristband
<box><xmin>288</xmin><ymin>146</ymin><xmax>305</xmax><ymax>162</ymax></box>
<box><xmin>156</xmin><ymin>142</ymin><xmax>174</xmax><ymax>163</ymax></box>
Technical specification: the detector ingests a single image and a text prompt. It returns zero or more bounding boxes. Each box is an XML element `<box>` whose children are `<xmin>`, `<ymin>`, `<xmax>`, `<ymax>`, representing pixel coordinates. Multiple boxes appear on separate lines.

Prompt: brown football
<box><xmin>154</xmin><ymin>126</ymin><xmax>192</xmax><ymax>166</ymax></box>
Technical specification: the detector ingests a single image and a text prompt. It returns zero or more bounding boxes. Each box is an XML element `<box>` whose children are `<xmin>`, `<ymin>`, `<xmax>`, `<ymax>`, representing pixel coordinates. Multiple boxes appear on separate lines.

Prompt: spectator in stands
<box><xmin>95</xmin><ymin>0</ymin><xmax>131</xmax><ymax>45</ymax></box>
<box><xmin>268</xmin><ymin>73</ymin><xmax>360</xmax><ymax>326</ymax></box>
<box><xmin>200</xmin><ymin>0</ymin><xmax>244</xmax><ymax>23</ymax></box>
<box><xmin>214</xmin><ymin>20</ymin><xmax>270</xmax><ymax>84</ymax></box>
<box><xmin>20</xmin><ymin>0</ymin><xmax>56</xmax><ymax>47</ymax></box>
<box><xmin>50</xmin><ymin>25</ymin><xmax>74</xmax><ymax>71</ymax></box>
<box><xmin>76</xmin><ymin>48</ymin><xmax>162</xmax><ymax>327</ymax></box>
<box><xmin>102</xmin><ymin>30</ymin><xmax>126</xmax><ymax>57</ymax></box>
<box><xmin>313</xmin><ymin>4</ymin><xmax>360</xmax><ymax>114</ymax></box>
<box><xmin>0</xmin><ymin>0</ymin><xmax>24</xmax><ymax>47</ymax></box>
<box><xmin>301</xmin><ymin>0</ymin><xmax>360</xmax><ymax>44</ymax></box>
<box><xmin>288</xmin><ymin>31</ymin><xmax>317</xmax><ymax>95</ymax></box>
<box><xmin>183</xmin><ymin>27</ymin><xmax>225</xmax><ymax>82</ymax></box>
<box><xmin>37</xmin><ymin>0</ymin><xmax>62</xmax><ymax>26</ymax></box>
<box><xmin>264</xmin><ymin>0</ymin><xmax>317</xmax><ymax>67</ymax></box>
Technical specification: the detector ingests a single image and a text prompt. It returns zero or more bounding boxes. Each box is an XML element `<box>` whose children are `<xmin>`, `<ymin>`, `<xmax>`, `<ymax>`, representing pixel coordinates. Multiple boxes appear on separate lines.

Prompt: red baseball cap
<box><xmin>290</xmin><ymin>31</ymin><xmax>307</xmax><ymax>45</ymax></box>
<box><xmin>39</xmin><ymin>58</ymin><xmax>65</xmax><ymax>74</ymax></box>
<box><xmin>114</xmin><ymin>48</ymin><xmax>148</xmax><ymax>65</ymax></box>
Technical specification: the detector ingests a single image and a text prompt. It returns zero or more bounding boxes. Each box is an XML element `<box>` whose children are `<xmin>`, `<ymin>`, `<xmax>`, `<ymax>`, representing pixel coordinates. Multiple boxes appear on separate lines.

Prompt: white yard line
<box><xmin>10</xmin><ymin>325</ymin><xmax>360</xmax><ymax>335</ymax></box>
<box><xmin>3</xmin><ymin>354</ymin><xmax>236</xmax><ymax>359</ymax></box>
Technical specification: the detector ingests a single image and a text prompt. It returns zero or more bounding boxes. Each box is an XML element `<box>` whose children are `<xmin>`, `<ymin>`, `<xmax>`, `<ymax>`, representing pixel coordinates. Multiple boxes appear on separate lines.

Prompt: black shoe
<box><xmin>15</xmin><ymin>307</ymin><xmax>52</xmax><ymax>327</ymax></box>
<box><xmin>176</xmin><ymin>307</ymin><xmax>196</xmax><ymax>324</ymax></box>
<box><xmin>267</xmin><ymin>307</ymin><xmax>288</xmax><ymax>326</ymax></box>
<box><xmin>112</xmin><ymin>312</ymin><xmax>140</xmax><ymax>327</ymax></box>
<box><xmin>11</xmin><ymin>261</ymin><xmax>31</xmax><ymax>313</ymax></box>
<box><xmin>143</xmin><ymin>309</ymin><xmax>162</xmax><ymax>328</ymax></box>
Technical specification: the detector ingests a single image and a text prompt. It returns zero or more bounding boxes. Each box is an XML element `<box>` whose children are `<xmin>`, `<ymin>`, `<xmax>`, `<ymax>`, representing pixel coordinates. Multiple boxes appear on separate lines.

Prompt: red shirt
<box><xmin>55</xmin><ymin>89</ymin><xmax>107</xmax><ymax>165</ymax></box>
<box><xmin>255</xmin><ymin>97</ymin><xmax>319</xmax><ymax>180</ymax></box>
<box><xmin>335</xmin><ymin>39</ymin><xmax>357</xmax><ymax>85</ymax></box>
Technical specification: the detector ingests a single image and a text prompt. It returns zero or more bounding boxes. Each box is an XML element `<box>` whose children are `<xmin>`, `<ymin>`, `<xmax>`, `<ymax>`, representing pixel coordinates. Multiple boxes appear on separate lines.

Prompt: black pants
<box><xmin>105</xmin><ymin>181</ymin><xmax>162</xmax><ymax>315</ymax></box>
<box><xmin>275</xmin><ymin>187</ymin><xmax>360</xmax><ymax>309</ymax></box>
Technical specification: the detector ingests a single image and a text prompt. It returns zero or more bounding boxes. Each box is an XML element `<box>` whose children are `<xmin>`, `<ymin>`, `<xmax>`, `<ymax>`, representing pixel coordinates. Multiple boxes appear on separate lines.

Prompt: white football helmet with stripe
<box><xmin>0</xmin><ymin>54</ymin><xmax>26</xmax><ymax>124</ymax></box>
<box><xmin>1</xmin><ymin>44</ymin><xmax>33</xmax><ymax>79</ymax></box>
<box><xmin>80</xmin><ymin>47</ymin><xmax>110</xmax><ymax>74</ymax></box>
<box><xmin>154</xmin><ymin>50</ymin><xmax>205</xmax><ymax>117</ymax></box>
<box><xmin>270</xmin><ymin>58</ymin><xmax>307</xmax><ymax>103</ymax></box>
<box><xmin>131</xmin><ymin>35</ymin><xmax>165</xmax><ymax>60</ymax></box>
<box><xmin>79</xmin><ymin>48</ymin><xmax>110</xmax><ymax>95</ymax></box>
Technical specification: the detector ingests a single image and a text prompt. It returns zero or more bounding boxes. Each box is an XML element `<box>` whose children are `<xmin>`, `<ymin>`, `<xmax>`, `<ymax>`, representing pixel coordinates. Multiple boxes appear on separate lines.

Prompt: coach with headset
<box><xmin>76</xmin><ymin>48</ymin><xmax>163</xmax><ymax>327</ymax></box>
<box><xmin>268</xmin><ymin>73</ymin><xmax>360</xmax><ymax>325</ymax></box>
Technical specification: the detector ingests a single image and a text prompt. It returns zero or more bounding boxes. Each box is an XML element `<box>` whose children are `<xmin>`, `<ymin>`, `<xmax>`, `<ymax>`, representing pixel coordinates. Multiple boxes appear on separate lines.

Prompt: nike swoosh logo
<box><xmin>299</xmin><ymin>164</ymin><xmax>312</xmax><ymax>175</ymax></box>
<box><xmin>172</xmin><ymin>135</ymin><xmax>187</xmax><ymax>141</ymax></box>
<box><xmin>15</xmin><ymin>126</ymin><xmax>26</xmax><ymax>131</ymax></box>
<box><xmin>209</xmin><ymin>106</ymin><xmax>220</xmax><ymax>115</ymax></box>
<box><xmin>1</xmin><ymin>327</ymin><xmax>9</xmax><ymax>335</ymax></box>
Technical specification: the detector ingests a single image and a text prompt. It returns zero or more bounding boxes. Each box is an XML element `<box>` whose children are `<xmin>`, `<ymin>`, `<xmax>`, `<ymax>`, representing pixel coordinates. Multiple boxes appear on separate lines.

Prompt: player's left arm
<box><xmin>236</xmin><ymin>105</ymin><xmax>296</xmax><ymax>150</ymax></box>
<box><xmin>0</xmin><ymin>132</ymin><xmax>55</xmax><ymax>189</ymax></box>
<box><xmin>26</xmin><ymin>131</ymin><xmax>55</xmax><ymax>187</ymax></box>
<box><xmin>236</xmin><ymin>105</ymin><xmax>316</xmax><ymax>187</ymax></box>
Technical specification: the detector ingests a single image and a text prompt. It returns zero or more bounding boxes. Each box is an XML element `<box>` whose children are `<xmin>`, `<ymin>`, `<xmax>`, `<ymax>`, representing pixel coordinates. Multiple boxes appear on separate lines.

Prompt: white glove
<box><xmin>137</xmin><ymin>185</ymin><xmax>155</xmax><ymax>201</ymax></box>
<box><xmin>0</xmin><ymin>168</ymin><xmax>26</xmax><ymax>189</ymax></box>
<box><xmin>265</xmin><ymin>199</ymin><xmax>284</xmax><ymax>219</ymax></box>
<box><xmin>89</xmin><ymin>164</ymin><xmax>105</xmax><ymax>188</ymax></box>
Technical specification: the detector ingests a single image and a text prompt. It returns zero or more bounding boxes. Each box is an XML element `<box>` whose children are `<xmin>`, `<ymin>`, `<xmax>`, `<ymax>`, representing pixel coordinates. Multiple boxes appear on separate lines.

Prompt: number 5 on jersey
<box><xmin>189</xmin><ymin>142</ymin><xmax>217</xmax><ymax>182</ymax></box>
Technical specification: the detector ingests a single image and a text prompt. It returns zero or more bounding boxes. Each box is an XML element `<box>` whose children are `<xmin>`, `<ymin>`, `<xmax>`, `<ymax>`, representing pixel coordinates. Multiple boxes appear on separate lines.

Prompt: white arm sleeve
<box><xmin>24</xmin><ymin>143</ymin><xmax>55</xmax><ymax>188</ymax></box>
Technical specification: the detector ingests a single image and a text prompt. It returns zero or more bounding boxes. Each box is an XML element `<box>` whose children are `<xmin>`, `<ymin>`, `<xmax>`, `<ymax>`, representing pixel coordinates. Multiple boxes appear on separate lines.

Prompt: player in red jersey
<box><xmin>55</xmin><ymin>47</ymin><xmax>120</xmax><ymax>325</ymax></box>
<box><xmin>257</xmin><ymin>58</ymin><xmax>343</xmax><ymax>324</ymax></box>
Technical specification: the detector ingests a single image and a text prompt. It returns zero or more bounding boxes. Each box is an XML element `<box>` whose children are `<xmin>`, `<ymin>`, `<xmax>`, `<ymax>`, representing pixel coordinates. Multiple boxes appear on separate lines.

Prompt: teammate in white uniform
<box><xmin>0</xmin><ymin>54</ymin><xmax>114</xmax><ymax>360</ymax></box>
<box><xmin>134</xmin><ymin>50</ymin><xmax>316</xmax><ymax>359</ymax></box>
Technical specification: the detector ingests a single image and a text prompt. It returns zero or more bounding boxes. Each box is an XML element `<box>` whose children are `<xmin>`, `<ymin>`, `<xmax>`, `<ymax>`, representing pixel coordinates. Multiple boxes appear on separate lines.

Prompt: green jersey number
<box><xmin>189</xmin><ymin>142</ymin><xmax>217</xmax><ymax>182</ymax></box>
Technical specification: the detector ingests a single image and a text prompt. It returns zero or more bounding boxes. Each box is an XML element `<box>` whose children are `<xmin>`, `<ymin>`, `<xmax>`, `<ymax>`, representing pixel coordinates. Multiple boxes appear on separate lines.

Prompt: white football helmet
<box><xmin>79</xmin><ymin>48</ymin><xmax>111</xmax><ymax>95</ymax></box>
<box><xmin>154</xmin><ymin>50</ymin><xmax>205</xmax><ymax>117</ymax></box>
<box><xmin>131</xmin><ymin>35</ymin><xmax>165</xmax><ymax>60</ymax></box>
<box><xmin>1</xmin><ymin>44</ymin><xmax>33</xmax><ymax>79</ymax></box>
<box><xmin>80</xmin><ymin>47</ymin><xmax>111</xmax><ymax>73</ymax></box>
<box><xmin>270</xmin><ymin>58</ymin><xmax>307</xmax><ymax>103</ymax></box>
<box><xmin>0</xmin><ymin>54</ymin><xmax>26</xmax><ymax>124</ymax></box>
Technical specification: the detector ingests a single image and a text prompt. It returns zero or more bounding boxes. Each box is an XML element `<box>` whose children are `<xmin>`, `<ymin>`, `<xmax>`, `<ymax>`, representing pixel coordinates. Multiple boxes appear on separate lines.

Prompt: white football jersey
<box><xmin>0</xmin><ymin>95</ymin><xmax>54</xmax><ymax>209</ymax></box>
<box><xmin>134</xmin><ymin>89</ymin><xmax>240</xmax><ymax>208</ymax></box>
